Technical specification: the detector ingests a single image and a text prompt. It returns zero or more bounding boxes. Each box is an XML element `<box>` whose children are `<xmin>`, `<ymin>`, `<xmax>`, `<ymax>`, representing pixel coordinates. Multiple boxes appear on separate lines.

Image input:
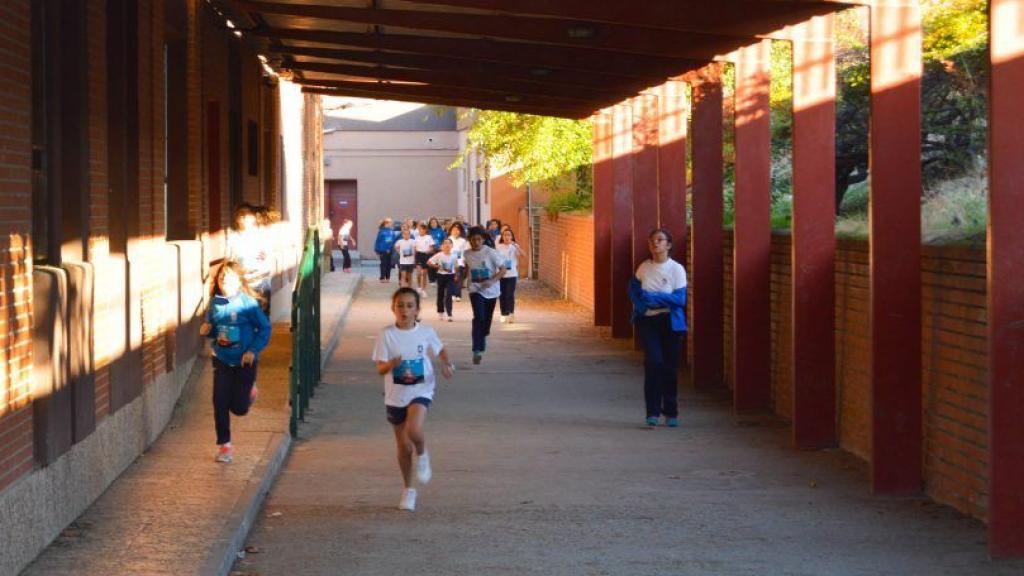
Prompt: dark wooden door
<box><xmin>326</xmin><ymin>180</ymin><xmax>358</xmax><ymax>245</ymax></box>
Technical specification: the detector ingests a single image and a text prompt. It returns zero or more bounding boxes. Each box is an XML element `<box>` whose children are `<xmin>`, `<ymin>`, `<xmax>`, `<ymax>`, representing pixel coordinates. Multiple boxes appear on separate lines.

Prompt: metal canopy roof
<box><xmin>227</xmin><ymin>0</ymin><xmax>852</xmax><ymax>118</ymax></box>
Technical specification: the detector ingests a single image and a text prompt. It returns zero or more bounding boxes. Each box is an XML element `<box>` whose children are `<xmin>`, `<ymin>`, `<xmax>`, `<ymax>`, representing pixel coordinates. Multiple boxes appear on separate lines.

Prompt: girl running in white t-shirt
<box><xmin>414</xmin><ymin>222</ymin><xmax>435</xmax><ymax>297</ymax></box>
<box><xmin>427</xmin><ymin>238</ymin><xmax>458</xmax><ymax>322</ymax></box>
<box><xmin>393</xmin><ymin>224</ymin><xmax>417</xmax><ymax>289</ymax></box>
<box><xmin>464</xmin><ymin>226</ymin><xmax>507</xmax><ymax>365</ymax></box>
<box><xmin>372</xmin><ymin>288</ymin><xmax>454</xmax><ymax>512</ymax></box>
<box><xmin>496</xmin><ymin>227</ymin><xmax>524</xmax><ymax>324</ymax></box>
<box><xmin>447</xmin><ymin>222</ymin><xmax>470</xmax><ymax>301</ymax></box>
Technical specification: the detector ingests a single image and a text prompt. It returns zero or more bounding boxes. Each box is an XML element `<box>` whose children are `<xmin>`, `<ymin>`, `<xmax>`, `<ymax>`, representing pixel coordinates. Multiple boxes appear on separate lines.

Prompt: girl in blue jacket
<box><xmin>374</xmin><ymin>217</ymin><xmax>398</xmax><ymax>282</ymax></box>
<box><xmin>200</xmin><ymin>261</ymin><xmax>272</xmax><ymax>462</ymax></box>
<box><xmin>629</xmin><ymin>228</ymin><xmax>688</xmax><ymax>428</ymax></box>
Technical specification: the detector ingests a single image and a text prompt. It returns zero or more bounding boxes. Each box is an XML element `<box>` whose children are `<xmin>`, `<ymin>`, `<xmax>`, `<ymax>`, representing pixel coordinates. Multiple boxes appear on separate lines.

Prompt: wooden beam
<box><xmin>298</xmin><ymin>77</ymin><xmax>599</xmax><ymax>114</ymax></box>
<box><xmin>272</xmin><ymin>45</ymin><xmax>651</xmax><ymax>91</ymax></box>
<box><xmin>301</xmin><ymin>87</ymin><xmax>589</xmax><ymax>118</ymax></box>
<box><xmin>254</xmin><ymin>27</ymin><xmax>707</xmax><ymax>79</ymax></box>
<box><xmin>236</xmin><ymin>1</ymin><xmax>744</xmax><ymax>59</ymax></box>
<box><xmin>286</xmin><ymin>60</ymin><xmax>623</xmax><ymax>103</ymax></box>
<box><xmin>399</xmin><ymin>0</ymin><xmax>842</xmax><ymax>36</ymax></box>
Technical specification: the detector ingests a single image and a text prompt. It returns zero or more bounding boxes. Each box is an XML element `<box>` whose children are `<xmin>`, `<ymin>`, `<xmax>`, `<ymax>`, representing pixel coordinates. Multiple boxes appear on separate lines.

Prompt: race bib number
<box><xmin>402</xmin><ymin>247</ymin><xmax>413</xmax><ymax>257</ymax></box>
<box><xmin>504</xmin><ymin>259</ymin><xmax>514</xmax><ymax>269</ymax></box>
<box><xmin>470</xmin><ymin>268</ymin><xmax>491</xmax><ymax>282</ymax></box>
<box><xmin>216</xmin><ymin>325</ymin><xmax>241</xmax><ymax>348</ymax></box>
<box><xmin>392</xmin><ymin>359</ymin><xmax>425</xmax><ymax>385</ymax></box>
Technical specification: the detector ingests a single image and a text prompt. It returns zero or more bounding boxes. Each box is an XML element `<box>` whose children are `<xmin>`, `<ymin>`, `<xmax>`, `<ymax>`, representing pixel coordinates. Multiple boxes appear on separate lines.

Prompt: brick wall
<box><xmin>723</xmin><ymin>234</ymin><xmax>988</xmax><ymax>520</ymax></box>
<box><xmin>538</xmin><ymin>212</ymin><xmax>594</xmax><ymax>311</ymax></box>
<box><xmin>0</xmin><ymin>0</ymin><xmax>34</xmax><ymax>493</ymax></box>
<box><xmin>552</xmin><ymin>218</ymin><xmax>991</xmax><ymax>522</ymax></box>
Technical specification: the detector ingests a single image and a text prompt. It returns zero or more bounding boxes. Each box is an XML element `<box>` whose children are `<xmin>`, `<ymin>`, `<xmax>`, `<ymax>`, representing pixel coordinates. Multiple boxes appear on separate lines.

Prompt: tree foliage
<box><xmin>452</xmin><ymin>110</ymin><xmax>592</xmax><ymax>190</ymax></box>
<box><xmin>832</xmin><ymin>0</ymin><xmax>988</xmax><ymax>212</ymax></box>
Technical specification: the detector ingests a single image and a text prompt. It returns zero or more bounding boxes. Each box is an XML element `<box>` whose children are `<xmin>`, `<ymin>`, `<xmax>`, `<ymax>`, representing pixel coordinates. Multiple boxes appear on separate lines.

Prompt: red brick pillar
<box><xmin>869</xmin><ymin>0</ymin><xmax>923</xmax><ymax>493</ymax></box>
<box><xmin>732</xmin><ymin>40</ymin><xmax>772</xmax><ymax>413</ymax></box>
<box><xmin>690</xmin><ymin>66</ymin><xmax>725</xmax><ymax>390</ymax></box>
<box><xmin>632</xmin><ymin>94</ymin><xmax>659</xmax><ymax>268</ymax></box>
<box><xmin>610</xmin><ymin>104</ymin><xmax>635</xmax><ymax>339</ymax></box>
<box><xmin>592</xmin><ymin>110</ymin><xmax>614</xmax><ymax>328</ymax></box>
<box><xmin>791</xmin><ymin>15</ymin><xmax>837</xmax><ymax>448</ymax></box>
<box><xmin>988</xmin><ymin>0</ymin><xmax>1024</xmax><ymax>558</ymax></box>
<box><xmin>656</xmin><ymin>81</ymin><xmax>689</xmax><ymax>270</ymax></box>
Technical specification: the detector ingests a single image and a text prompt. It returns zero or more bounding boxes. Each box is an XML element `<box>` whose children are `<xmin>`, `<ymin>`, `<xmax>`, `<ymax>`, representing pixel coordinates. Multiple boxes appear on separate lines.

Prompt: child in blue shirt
<box><xmin>200</xmin><ymin>261</ymin><xmax>272</xmax><ymax>462</ymax></box>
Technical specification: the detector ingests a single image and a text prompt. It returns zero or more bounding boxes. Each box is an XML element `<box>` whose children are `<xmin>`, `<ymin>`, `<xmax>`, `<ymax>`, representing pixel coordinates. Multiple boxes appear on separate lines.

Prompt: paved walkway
<box><xmin>233</xmin><ymin>269</ymin><xmax>1023</xmax><ymax>576</ymax></box>
<box><xmin>21</xmin><ymin>271</ymin><xmax>360</xmax><ymax>576</ymax></box>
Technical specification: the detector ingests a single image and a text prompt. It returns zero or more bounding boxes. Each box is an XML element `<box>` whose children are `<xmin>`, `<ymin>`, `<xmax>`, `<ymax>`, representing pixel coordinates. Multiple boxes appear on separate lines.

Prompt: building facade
<box><xmin>0</xmin><ymin>2</ymin><xmax>323</xmax><ymax>573</ymax></box>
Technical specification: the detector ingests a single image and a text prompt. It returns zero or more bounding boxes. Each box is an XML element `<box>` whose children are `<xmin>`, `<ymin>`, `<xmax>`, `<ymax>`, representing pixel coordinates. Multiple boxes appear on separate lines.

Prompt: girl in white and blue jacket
<box><xmin>629</xmin><ymin>228</ymin><xmax>687</xmax><ymax>428</ymax></box>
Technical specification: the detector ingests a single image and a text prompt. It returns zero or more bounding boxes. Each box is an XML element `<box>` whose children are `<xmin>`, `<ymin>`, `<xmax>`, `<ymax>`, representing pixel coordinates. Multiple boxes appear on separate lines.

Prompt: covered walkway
<box><xmin>233</xmin><ymin>271</ymin><xmax>1022</xmax><ymax>575</ymax></box>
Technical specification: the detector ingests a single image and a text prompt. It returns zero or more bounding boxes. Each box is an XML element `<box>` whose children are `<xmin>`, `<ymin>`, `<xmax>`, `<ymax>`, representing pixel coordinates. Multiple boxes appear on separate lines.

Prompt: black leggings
<box><xmin>212</xmin><ymin>358</ymin><xmax>257</xmax><ymax>445</ymax></box>
<box><xmin>342</xmin><ymin>247</ymin><xmax>352</xmax><ymax>269</ymax></box>
<box><xmin>378</xmin><ymin>251</ymin><xmax>393</xmax><ymax>280</ymax></box>
<box><xmin>436</xmin><ymin>274</ymin><xmax>455</xmax><ymax>316</ymax></box>
<box><xmin>499</xmin><ymin>277</ymin><xmax>517</xmax><ymax>315</ymax></box>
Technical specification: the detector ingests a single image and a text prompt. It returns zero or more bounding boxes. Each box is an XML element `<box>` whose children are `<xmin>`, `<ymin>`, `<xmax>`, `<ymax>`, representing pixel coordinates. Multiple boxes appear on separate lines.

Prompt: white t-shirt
<box><xmin>449</xmin><ymin>236</ymin><xmax>469</xmax><ymax>266</ymax></box>
<box><xmin>428</xmin><ymin>252</ymin><xmax>458</xmax><ymax>275</ymax></box>
<box><xmin>496</xmin><ymin>243</ymin><xmax>522</xmax><ymax>277</ymax></box>
<box><xmin>464</xmin><ymin>246</ymin><xmax>506</xmax><ymax>299</ymax></box>
<box><xmin>634</xmin><ymin>258</ymin><xmax>687</xmax><ymax>316</ymax></box>
<box><xmin>372</xmin><ymin>323</ymin><xmax>444</xmax><ymax>408</ymax></box>
<box><xmin>394</xmin><ymin>238</ymin><xmax>417</xmax><ymax>265</ymax></box>
<box><xmin>414</xmin><ymin>235</ymin><xmax>435</xmax><ymax>254</ymax></box>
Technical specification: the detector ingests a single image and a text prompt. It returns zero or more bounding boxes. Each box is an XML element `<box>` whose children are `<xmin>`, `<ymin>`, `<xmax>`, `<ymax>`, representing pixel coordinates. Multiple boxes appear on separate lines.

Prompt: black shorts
<box><xmin>386</xmin><ymin>397</ymin><xmax>432</xmax><ymax>425</ymax></box>
<box><xmin>399</xmin><ymin>263</ymin><xmax>416</xmax><ymax>274</ymax></box>
<box><xmin>415</xmin><ymin>252</ymin><xmax>431</xmax><ymax>268</ymax></box>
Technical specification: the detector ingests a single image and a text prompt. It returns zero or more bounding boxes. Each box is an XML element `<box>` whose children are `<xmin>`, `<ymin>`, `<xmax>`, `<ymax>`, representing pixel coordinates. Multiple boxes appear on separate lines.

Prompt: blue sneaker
<box><xmin>666</xmin><ymin>417</ymin><xmax>679</xmax><ymax>428</ymax></box>
<box><xmin>645</xmin><ymin>416</ymin><xmax>658</xmax><ymax>427</ymax></box>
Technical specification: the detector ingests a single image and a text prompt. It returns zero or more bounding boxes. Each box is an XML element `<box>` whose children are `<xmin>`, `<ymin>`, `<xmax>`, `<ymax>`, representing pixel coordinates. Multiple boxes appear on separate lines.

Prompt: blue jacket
<box><xmin>206</xmin><ymin>292</ymin><xmax>272</xmax><ymax>366</ymax></box>
<box><xmin>629</xmin><ymin>278</ymin><xmax>688</xmax><ymax>332</ymax></box>
<box><xmin>429</xmin><ymin>227</ymin><xmax>446</xmax><ymax>248</ymax></box>
<box><xmin>374</xmin><ymin>227</ymin><xmax>397</xmax><ymax>253</ymax></box>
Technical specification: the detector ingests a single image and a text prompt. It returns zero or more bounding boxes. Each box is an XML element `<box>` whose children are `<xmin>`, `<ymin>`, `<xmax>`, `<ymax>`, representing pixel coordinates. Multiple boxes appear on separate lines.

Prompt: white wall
<box><xmin>323</xmin><ymin>130</ymin><xmax>460</xmax><ymax>253</ymax></box>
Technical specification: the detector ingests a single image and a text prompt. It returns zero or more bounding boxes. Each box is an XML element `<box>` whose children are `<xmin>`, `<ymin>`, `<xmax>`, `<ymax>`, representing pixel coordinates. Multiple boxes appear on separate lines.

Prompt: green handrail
<box><xmin>290</xmin><ymin>228</ymin><xmax>322</xmax><ymax>437</ymax></box>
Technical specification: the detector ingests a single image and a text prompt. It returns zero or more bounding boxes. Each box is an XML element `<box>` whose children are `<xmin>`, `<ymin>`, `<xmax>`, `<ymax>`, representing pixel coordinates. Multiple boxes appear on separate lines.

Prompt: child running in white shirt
<box><xmin>464</xmin><ymin>226</ymin><xmax>507</xmax><ymax>365</ymax></box>
<box><xmin>496</xmin><ymin>227</ymin><xmax>523</xmax><ymax>324</ymax></box>
<box><xmin>414</xmin><ymin>222</ymin><xmax>435</xmax><ymax>297</ymax></box>
<box><xmin>427</xmin><ymin>238</ymin><xmax>458</xmax><ymax>322</ymax></box>
<box><xmin>393</xmin><ymin>224</ymin><xmax>417</xmax><ymax>289</ymax></box>
<box><xmin>373</xmin><ymin>288</ymin><xmax>454</xmax><ymax>511</ymax></box>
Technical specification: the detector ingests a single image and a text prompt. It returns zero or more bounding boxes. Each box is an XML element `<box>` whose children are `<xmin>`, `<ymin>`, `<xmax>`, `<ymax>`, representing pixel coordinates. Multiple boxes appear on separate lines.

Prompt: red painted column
<box><xmin>988</xmin><ymin>0</ymin><xmax>1024</xmax><ymax>558</ymax></box>
<box><xmin>791</xmin><ymin>16</ymin><xmax>837</xmax><ymax>448</ymax></box>
<box><xmin>732</xmin><ymin>40</ymin><xmax>773</xmax><ymax>413</ymax></box>
<box><xmin>656</xmin><ymin>81</ymin><xmax>689</xmax><ymax>264</ymax></box>
<box><xmin>690</xmin><ymin>66</ymin><xmax>725</xmax><ymax>391</ymax></box>
<box><xmin>593</xmin><ymin>110</ymin><xmax>614</xmax><ymax>327</ymax></box>
<box><xmin>869</xmin><ymin>0</ymin><xmax>923</xmax><ymax>494</ymax></box>
<box><xmin>632</xmin><ymin>94</ymin><xmax>660</xmax><ymax>267</ymax></box>
<box><xmin>610</xmin><ymin>104</ymin><xmax>635</xmax><ymax>339</ymax></box>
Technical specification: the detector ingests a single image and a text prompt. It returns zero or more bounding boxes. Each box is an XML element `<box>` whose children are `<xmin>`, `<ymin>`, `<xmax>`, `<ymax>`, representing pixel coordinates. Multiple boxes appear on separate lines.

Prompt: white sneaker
<box><xmin>453</xmin><ymin>296</ymin><xmax>462</xmax><ymax>302</ymax></box>
<box><xmin>499</xmin><ymin>315</ymin><xmax>507</xmax><ymax>323</ymax></box>
<box><xmin>399</xmin><ymin>488</ymin><xmax>417</xmax><ymax>511</ymax></box>
<box><xmin>447</xmin><ymin>316</ymin><xmax>453</xmax><ymax>322</ymax></box>
<box><xmin>508</xmin><ymin>314</ymin><xmax>515</xmax><ymax>324</ymax></box>
<box><xmin>438</xmin><ymin>313</ymin><xmax>445</xmax><ymax>321</ymax></box>
<box><xmin>416</xmin><ymin>451</ymin><xmax>432</xmax><ymax>484</ymax></box>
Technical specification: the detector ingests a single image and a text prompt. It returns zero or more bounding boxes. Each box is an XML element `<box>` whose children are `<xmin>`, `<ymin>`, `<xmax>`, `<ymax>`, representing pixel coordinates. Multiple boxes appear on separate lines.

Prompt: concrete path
<box><xmin>232</xmin><ymin>269</ymin><xmax>1023</xmax><ymax>576</ymax></box>
<box><xmin>20</xmin><ymin>271</ymin><xmax>360</xmax><ymax>576</ymax></box>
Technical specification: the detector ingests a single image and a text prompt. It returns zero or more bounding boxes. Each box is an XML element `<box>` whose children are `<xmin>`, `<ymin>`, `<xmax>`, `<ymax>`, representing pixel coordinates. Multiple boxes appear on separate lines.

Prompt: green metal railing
<box><xmin>290</xmin><ymin>228</ymin><xmax>321</xmax><ymax>437</ymax></box>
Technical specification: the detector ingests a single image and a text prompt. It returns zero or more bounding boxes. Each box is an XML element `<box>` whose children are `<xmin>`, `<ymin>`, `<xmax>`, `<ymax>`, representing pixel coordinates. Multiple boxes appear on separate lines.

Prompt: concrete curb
<box><xmin>205</xmin><ymin>431</ymin><xmax>292</xmax><ymax>576</ymax></box>
<box><xmin>206</xmin><ymin>271</ymin><xmax>361</xmax><ymax>576</ymax></box>
<box><xmin>321</xmin><ymin>273</ymin><xmax>363</xmax><ymax>372</ymax></box>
